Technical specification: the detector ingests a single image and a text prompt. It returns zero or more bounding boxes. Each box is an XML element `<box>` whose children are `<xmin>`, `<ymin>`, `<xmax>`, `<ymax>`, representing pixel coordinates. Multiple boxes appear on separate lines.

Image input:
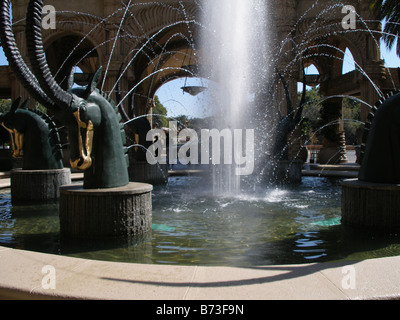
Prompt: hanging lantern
<box><xmin>181</xmin><ymin>86</ymin><xmax>208</xmax><ymax>96</ymax></box>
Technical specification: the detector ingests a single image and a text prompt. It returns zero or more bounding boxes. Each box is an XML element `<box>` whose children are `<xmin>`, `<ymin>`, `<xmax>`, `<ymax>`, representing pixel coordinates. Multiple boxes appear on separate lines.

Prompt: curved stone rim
<box><xmin>342</xmin><ymin>178</ymin><xmax>400</xmax><ymax>190</ymax></box>
<box><xmin>1</xmin><ymin>244</ymin><xmax>400</xmax><ymax>300</ymax></box>
<box><xmin>11</xmin><ymin>168</ymin><xmax>71</xmax><ymax>175</ymax></box>
<box><xmin>59</xmin><ymin>182</ymin><xmax>153</xmax><ymax>195</ymax></box>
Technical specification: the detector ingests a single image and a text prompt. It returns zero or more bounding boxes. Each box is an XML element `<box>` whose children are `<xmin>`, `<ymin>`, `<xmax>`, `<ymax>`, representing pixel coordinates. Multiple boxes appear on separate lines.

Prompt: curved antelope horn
<box><xmin>10</xmin><ymin>97</ymin><xmax>22</xmax><ymax>114</ymax></box>
<box><xmin>0</xmin><ymin>0</ymin><xmax>55</xmax><ymax>110</ymax></box>
<box><xmin>20</xmin><ymin>98</ymin><xmax>30</xmax><ymax>109</ymax></box>
<box><xmin>25</xmin><ymin>0</ymin><xmax>74</xmax><ymax>110</ymax></box>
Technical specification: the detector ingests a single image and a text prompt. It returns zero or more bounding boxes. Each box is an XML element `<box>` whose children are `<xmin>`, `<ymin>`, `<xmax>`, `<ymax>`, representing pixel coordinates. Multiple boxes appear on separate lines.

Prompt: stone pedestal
<box><xmin>342</xmin><ymin>179</ymin><xmax>400</xmax><ymax>229</ymax></box>
<box><xmin>274</xmin><ymin>160</ymin><xmax>303</xmax><ymax>184</ymax></box>
<box><xmin>59</xmin><ymin>182</ymin><xmax>153</xmax><ymax>239</ymax></box>
<box><xmin>129</xmin><ymin>160</ymin><xmax>168</xmax><ymax>185</ymax></box>
<box><xmin>319</xmin><ymin>147</ymin><xmax>346</xmax><ymax>164</ymax></box>
<box><xmin>11</xmin><ymin>168</ymin><xmax>71</xmax><ymax>204</ymax></box>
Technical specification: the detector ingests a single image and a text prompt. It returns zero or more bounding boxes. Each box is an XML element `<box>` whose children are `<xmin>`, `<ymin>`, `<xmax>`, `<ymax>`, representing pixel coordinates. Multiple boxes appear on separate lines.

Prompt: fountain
<box><xmin>0</xmin><ymin>0</ymin><xmax>399</xmax><ymax>273</ymax></box>
<box><xmin>200</xmin><ymin>0</ymin><xmax>270</xmax><ymax>194</ymax></box>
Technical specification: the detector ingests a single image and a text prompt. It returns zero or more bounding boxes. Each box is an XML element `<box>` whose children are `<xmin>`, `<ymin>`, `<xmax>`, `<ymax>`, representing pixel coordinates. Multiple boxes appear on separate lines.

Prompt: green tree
<box><xmin>371</xmin><ymin>0</ymin><xmax>400</xmax><ymax>57</ymax></box>
<box><xmin>298</xmin><ymin>86</ymin><xmax>322</xmax><ymax>143</ymax></box>
<box><xmin>0</xmin><ymin>99</ymin><xmax>11</xmax><ymax>113</ymax></box>
<box><xmin>170</xmin><ymin>115</ymin><xmax>191</xmax><ymax>130</ymax></box>
<box><xmin>152</xmin><ymin>95</ymin><xmax>168</xmax><ymax>128</ymax></box>
<box><xmin>342</xmin><ymin>98</ymin><xmax>362</xmax><ymax>145</ymax></box>
<box><xmin>297</xmin><ymin>88</ymin><xmax>362</xmax><ymax>145</ymax></box>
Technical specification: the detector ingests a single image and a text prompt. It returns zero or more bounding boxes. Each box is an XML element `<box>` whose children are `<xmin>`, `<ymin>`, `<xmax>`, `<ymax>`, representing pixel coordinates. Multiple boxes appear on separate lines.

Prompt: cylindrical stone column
<box><xmin>11</xmin><ymin>168</ymin><xmax>71</xmax><ymax>204</ymax></box>
<box><xmin>342</xmin><ymin>179</ymin><xmax>400</xmax><ymax>229</ymax></box>
<box><xmin>59</xmin><ymin>182</ymin><xmax>153</xmax><ymax>239</ymax></box>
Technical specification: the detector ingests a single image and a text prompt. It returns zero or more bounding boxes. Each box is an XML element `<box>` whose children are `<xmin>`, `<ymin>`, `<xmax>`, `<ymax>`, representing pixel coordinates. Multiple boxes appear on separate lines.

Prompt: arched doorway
<box><xmin>44</xmin><ymin>33</ymin><xmax>100</xmax><ymax>90</ymax></box>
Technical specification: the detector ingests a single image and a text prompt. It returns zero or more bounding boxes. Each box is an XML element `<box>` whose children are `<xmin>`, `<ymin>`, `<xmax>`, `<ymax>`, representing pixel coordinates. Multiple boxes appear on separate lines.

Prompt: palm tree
<box><xmin>371</xmin><ymin>0</ymin><xmax>400</xmax><ymax>57</ymax></box>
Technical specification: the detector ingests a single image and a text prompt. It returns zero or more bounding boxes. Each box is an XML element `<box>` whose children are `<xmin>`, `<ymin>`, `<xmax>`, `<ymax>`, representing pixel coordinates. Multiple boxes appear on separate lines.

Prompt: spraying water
<box><xmin>201</xmin><ymin>0</ymin><xmax>270</xmax><ymax>195</ymax></box>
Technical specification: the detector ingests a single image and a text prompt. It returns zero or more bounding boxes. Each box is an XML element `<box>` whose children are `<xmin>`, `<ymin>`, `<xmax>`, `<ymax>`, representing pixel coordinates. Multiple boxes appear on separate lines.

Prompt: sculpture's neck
<box><xmin>83</xmin><ymin>105</ymin><xmax>129</xmax><ymax>189</ymax></box>
<box><xmin>19</xmin><ymin>111</ymin><xmax>63</xmax><ymax>170</ymax></box>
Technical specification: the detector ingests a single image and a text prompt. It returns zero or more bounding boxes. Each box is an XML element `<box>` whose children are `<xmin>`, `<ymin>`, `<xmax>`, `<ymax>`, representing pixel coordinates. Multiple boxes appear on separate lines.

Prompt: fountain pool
<box><xmin>1</xmin><ymin>175</ymin><xmax>400</xmax><ymax>267</ymax></box>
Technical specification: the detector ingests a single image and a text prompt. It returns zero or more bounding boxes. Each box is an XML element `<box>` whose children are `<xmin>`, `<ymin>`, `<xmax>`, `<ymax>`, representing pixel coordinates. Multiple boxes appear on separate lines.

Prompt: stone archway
<box><xmin>122</xmin><ymin>10</ymin><xmax>201</xmax><ymax>120</ymax></box>
<box><xmin>43</xmin><ymin>32</ymin><xmax>100</xmax><ymax>89</ymax></box>
<box><xmin>303</xmin><ymin>35</ymin><xmax>363</xmax><ymax>164</ymax></box>
<box><xmin>5</xmin><ymin>0</ymin><xmax>399</xmax><ymax>167</ymax></box>
<box><xmin>273</xmin><ymin>0</ymin><xmax>388</xmax><ymax>164</ymax></box>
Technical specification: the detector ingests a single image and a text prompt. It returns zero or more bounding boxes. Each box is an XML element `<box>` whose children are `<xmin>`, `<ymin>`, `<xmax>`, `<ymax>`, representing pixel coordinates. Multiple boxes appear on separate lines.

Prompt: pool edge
<box><xmin>1</xmin><ymin>245</ymin><xmax>400</xmax><ymax>300</ymax></box>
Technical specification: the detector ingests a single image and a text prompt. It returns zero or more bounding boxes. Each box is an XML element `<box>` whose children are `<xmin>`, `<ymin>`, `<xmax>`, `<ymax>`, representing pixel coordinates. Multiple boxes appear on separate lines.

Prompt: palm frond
<box><xmin>373</xmin><ymin>0</ymin><xmax>400</xmax><ymax>57</ymax></box>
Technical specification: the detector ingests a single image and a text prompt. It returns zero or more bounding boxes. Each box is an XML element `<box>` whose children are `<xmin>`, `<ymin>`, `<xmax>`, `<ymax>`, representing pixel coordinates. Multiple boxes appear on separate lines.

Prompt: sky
<box><xmin>1</xmin><ymin>38</ymin><xmax>399</xmax><ymax>119</ymax></box>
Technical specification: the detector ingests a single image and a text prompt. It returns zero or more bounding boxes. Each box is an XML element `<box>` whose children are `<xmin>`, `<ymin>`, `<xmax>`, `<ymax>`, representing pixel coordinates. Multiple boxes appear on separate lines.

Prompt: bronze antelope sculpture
<box><xmin>0</xmin><ymin>97</ymin><xmax>64</xmax><ymax>170</ymax></box>
<box><xmin>0</xmin><ymin>0</ymin><xmax>129</xmax><ymax>189</ymax></box>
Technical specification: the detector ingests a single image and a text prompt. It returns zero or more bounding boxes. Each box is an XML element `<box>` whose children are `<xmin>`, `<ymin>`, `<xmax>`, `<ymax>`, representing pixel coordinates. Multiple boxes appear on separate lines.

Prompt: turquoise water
<box><xmin>1</xmin><ymin>176</ymin><xmax>400</xmax><ymax>267</ymax></box>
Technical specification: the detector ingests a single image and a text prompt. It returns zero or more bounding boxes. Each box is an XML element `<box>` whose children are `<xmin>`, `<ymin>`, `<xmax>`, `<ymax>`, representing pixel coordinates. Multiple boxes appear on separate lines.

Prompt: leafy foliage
<box><xmin>298</xmin><ymin>87</ymin><xmax>362</xmax><ymax>145</ymax></box>
<box><xmin>152</xmin><ymin>95</ymin><xmax>168</xmax><ymax>128</ymax></box>
<box><xmin>0</xmin><ymin>99</ymin><xmax>11</xmax><ymax>113</ymax></box>
<box><xmin>371</xmin><ymin>0</ymin><xmax>400</xmax><ymax>57</ymax></box>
